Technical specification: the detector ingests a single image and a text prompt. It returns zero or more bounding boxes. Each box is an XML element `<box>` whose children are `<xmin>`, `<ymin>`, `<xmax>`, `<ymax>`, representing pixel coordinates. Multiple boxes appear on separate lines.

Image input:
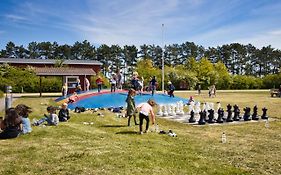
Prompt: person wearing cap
<box><xmin>167</xmin><ymin>81</ymin><xmax>175</xmax><ymax>97</ymax></box>
<box><xmin>58</xmin><ymin>103</ymin><xmax>70</xmax><ymax>122</ymax></box>
<box><xmin>136</xmin><ymin>99</ymin><xmax>156</xmax><ymax>134</ymax></box>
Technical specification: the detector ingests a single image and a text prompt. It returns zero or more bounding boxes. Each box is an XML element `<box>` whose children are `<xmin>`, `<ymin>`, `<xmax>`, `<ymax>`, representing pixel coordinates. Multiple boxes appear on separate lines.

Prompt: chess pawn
<box><xmin>188</xmin><ymin>103</ymin><xmax>194</xmax><ymax>114</ymax></box>
<box><xmin>179</xmin><ymin>102</ymin><xmax>185</xmax><ymax>115</ymax></box>
<box><xmin>195</xmin><ymin>102</ymin><xmax>201</xmax><ymax>114</ymax></box>
<box><xmin>252</xmin><ymin>105</ymin><xmax>259</xmax><ymax>120</ymax></box>
<box><xmin>202</xmin><ymin>103</ymin><xmax>207</xmax><ymax>112</ymax></box>
<box><xmin>189</xmin><ymin>110</ymin><xmax>196</xmax><ymax>123</ymax></box>
<box><xmin>261</xmin><ymin>107</ymin><xmax>269</xmax><ymax>120</ymax></box>
<box><xmin>243</xmin><ymin>107</ymin><xmax>251</xmax><ymax>121</ymax></box>
<box><xmin>226</xmin><ymin>104</ymin><xmax>233</xmax><ymax>122</ymax></box>
<box><xmin>198</xmin><ymin>111</ymin><xmax>206</xmax><ymax>125</ymax></box>
<box><xmin>233</xmin><ymin>104</ymin><xmax>240</xmax><ymax>121</ymax></box>
<box><xmin>168</xmin><ymin>104</ymin><xmax>173</xmax><ymax>116</ymax></box>
<box><xmin>207</xmin><ymin>109</ymin><xmax>215</xmax><ymax>123</ymax></box>
<box><xmin>216</xmin><ymin>102</ymin><xmax>221</xmax><ymax>112</ymax></box>
<box><xmin>176</xmin><ymin>102</ymin><xmax>181</xmax><ymax>115</ymax></box>
<box><xmin>163</xmin><ymin>104</ymin><xmax>168</xmax><ymax>116</ymax></box>
<box><xmin>217</xmin><ymin>108</ymin><xmax>224</xmax><ymax>123</ymax></box>
<box><xmin>157</xmin><ymin>105</ymin><xmax>163</xmax><ymax>116</ymax></box>
<box><xmin>171</xmin><ymin>104</ymin><xmax>176</xmax><ymax>116</ymax></box>
<box><xmin>209</xmin><ymin>102</ymin><xmax>214</xmax><ymax>110</ymax></box>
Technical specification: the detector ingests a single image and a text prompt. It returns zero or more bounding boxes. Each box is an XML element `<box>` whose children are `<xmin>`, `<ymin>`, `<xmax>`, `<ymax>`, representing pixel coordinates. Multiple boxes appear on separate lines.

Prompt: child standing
<box><xmin>96</xmin><ymin>76</ymin><xmax>103</xmax><ymax>93</ymax></box>
<box><xmin>137</xmin><ymin>99</ymin><xmax>156</xmax><ymax>134</ymax></box>
<box><xmin>167</xmin><ymin>81</ymin><xmax>175</xmax><ymax>97</ymax></box>
<box><xmin>126</xmin><ymin>89</ymin><xmax>138</xmax><ymax>126</ymax></box>
<box><xmin>33</xmin><ymin>106</ymin><xmax>59</xmax><ymax>126</ymax></box>
<box><xmin>0</xmin><ymin>108</ymin><xmax>22</xmax><ymax>139</ymax></box>
<box><xmin>15</xmin><ymin>104</ymin><xmax>32</xmax><ymax>134</ymax></box>
<box><xmin>58</xmin><ymin>103</ymin><xmax>70</xmax><ymax>122</ymax></box>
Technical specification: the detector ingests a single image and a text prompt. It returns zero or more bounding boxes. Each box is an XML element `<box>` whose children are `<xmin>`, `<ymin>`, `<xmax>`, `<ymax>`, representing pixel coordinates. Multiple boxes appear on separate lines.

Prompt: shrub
<box><xmin>0</xmin><ymin>90</ymin><xmax>3</xmax><ymax>98</ymax></box>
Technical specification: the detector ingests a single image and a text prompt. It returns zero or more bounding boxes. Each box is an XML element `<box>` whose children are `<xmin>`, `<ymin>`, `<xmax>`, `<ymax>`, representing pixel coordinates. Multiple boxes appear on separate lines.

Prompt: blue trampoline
<box><xmin>64</xmin><ymin>91</ymin><xmax>188</xmax><ymax>110</ymax></box>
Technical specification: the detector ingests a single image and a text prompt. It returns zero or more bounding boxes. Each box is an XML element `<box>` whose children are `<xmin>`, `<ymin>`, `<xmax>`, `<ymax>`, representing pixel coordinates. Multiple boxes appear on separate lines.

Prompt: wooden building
<box><xmin>0</xmin><ymin>58</ymin><xmax>102</xmax><ymax>95</ymax></box>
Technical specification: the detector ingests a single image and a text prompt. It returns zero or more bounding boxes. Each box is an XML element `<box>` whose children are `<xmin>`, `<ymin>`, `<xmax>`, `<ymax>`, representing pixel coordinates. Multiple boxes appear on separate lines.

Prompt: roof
<box><xmin>0</xmin><ymin>58</ymin><xmax>102</xmax><ymax>66</ymax></box>
<box><xmin>34</xmin><ymin>67</ymin><xmax>96</xmax><ymax>76</ymax></box>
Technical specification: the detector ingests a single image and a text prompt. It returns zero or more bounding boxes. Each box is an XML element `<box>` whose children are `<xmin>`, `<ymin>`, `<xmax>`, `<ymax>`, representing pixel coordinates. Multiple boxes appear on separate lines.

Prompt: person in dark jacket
<box><xmin>167</xmin><ymin>81</ymin><xmax>175</xmax><ymax>97</ymax></box>
<box><xmin>58</xmin><ymin>103</ymin><xmax>70</xmax><ymax>122</ymax></box>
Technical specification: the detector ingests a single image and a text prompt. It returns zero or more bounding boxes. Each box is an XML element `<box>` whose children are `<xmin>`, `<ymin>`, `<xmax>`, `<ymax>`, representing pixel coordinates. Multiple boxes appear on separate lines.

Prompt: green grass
<box><xmin>0</xmin><ymin>90</ymin><xmax>280</xmax><ymax>175</ymax></box>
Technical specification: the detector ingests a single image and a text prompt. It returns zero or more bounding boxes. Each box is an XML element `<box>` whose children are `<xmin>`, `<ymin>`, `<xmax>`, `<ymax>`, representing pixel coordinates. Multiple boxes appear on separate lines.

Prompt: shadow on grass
<box><xmin>115</xmin><ymin>131</ymin><xmax>139</xmax><ymax>135</ymax></box>
<box><xmin>101</xmin><ymin>124</ymin><xmax>127</xmax><ymax>128</ymax></box>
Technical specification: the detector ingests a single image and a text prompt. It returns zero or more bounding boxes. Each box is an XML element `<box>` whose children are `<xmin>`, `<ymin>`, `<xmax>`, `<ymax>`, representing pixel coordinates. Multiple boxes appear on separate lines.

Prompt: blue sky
<box><xmin>1</xmin><ymin>0</ymin><xmax>281</xmax><ymax>50</ymax></box>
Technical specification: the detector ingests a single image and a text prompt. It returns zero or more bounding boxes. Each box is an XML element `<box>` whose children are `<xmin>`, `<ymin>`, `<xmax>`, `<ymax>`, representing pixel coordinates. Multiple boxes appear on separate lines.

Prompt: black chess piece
<box><xmin>226</xmin><ymin>104</ymin><xmax>233</xmax><ymax>122</ymax></box>
<box><xmin>198</xmin><ymin>111</ymin><xmax>206</xmax><ymax>125</ymax></box>
<box><xmin>233</xmin><ymin>104</ymin><xmax>240</xmax><ymax>121</ymax></box>
<box><xmin>216</xmin><ymin>108</ymin><xmax>224</xmax><ymax>123</ymax></box>
<box><xmin>189</xmin><ymin>110</ymin><xmax>196</xmax><ymax>123</ymax></box>
<box><xmin>261</xmin><ymin>107</ymin><xmax>269</xmax><ymax>120</ymax></box>
<box><xmin>252</xmin><ymin>105</ymin><xmax>259</xmax><ymax>120</ymax></box>
<box><xmin>207</xmin><ymin>109</ymin><xmax>215</xmax><ymax>123</ymax></box>
<box><xmin>243</xmin><ymin>107</ymin><xmax>251</xmax><ymax>121</ymax></box>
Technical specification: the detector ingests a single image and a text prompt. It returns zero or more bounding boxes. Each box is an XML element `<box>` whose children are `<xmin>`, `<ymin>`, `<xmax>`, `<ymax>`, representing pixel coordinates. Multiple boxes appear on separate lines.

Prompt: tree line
<box><xmin>0</xmin><ymin>40</ymin><xmax>280</xmax><ymax>78</ymax></box>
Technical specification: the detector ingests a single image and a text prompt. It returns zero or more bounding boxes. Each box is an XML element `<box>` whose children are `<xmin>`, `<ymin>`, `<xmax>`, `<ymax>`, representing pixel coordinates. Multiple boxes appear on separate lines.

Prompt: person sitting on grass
<box><xmin>33</xmin><ymin>106</ymin><xmax>59</xmax><ymax>126</ymax></box>
<box><xmin>126</xmin><ymin>89</ymin><xmax>138</xmax><ymax>126</ymax></box>
<box><xmin>0</xmin><ymin>108</ymin><xmax>22</xmax><ymax>139</ymax></box>
<box><xmin>137</xmin><ymin>99</ymin><xmax>156</xmax><ymax>134</ymax></box>
<box><xmin>15</xmin><ymin>104</ymin><xmax>32</xmax><ymax>134</ymax></box>
<box><xmin>58</xmin><ymin>103</ymin><xmax>70</xmax><ymax>122</ymax></box>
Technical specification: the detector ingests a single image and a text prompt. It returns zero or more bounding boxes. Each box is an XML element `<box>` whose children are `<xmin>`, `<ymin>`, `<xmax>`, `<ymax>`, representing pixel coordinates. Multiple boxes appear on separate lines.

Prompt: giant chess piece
<box><xmin>226</xmin><ymin>104</ymin><xmax>233</xmax><ymax>122</ymax></box>
<box><xmin>189</xmin><ymin>110</ymin><xmax>196</xmax><ymax>123</ymax></box>
<box><xmin>194</xmin><ymin>102</ymin><xmax>201</xmax><ymax>114</ymax></box>
<box><xmin>179</xmin><ymin>101</ymin><xmax>185</xmax><ymax>115</ymax></box>
<box><xmin>233</xmin><ymin>104</ymin><xmax>240</xmax><ymax>121</ymax></box>
<box><xmin>163</xmin><ymin>104</ymin><xmax>168</xmax><ymax>116</ymax></box>
<box><xmin>217</xmin><ymin>108</ymin><xmax>224</xmax><ymax>123</ymax></box>
<box><xmin>157</xmin><ymin>104</ymin><xmax>163</xmax><ymax>116</ymax></box>
<box><xmin>198</xmin><ymin>111</ymin><xmax>206</xmax><ymax>125</ymax></box>
<box><xmin>171</xmin><ymin>104</ymin><xmax>176</xmax><ymax>116</ymax></box>
<box><xmin>168</xmin><ymin>104</ymin><xmax>173</xmax><ymax>116</ymax></box>
<box><xmin>252</xmin><ymin>105</ymin><xmax>259</xmax><ymax>120</ymax></box>
<box><xmin>243</xmin><ymin>107</ymin><xmax>251</xmax><ymax>121</ymax></box>
<box><xmin>261</xmin><ymin>107</ymin><xmax>269</xmax><ymax>120</ymax></box>
<box><xmin>176</xmin><ymin>102</ymin><xmax>181</xmax><ymax>115</ymax></box>
<box><xmin>207</xmin><ymin>109</ymin><xmax>215</xmax><ymax>123</ymax></box>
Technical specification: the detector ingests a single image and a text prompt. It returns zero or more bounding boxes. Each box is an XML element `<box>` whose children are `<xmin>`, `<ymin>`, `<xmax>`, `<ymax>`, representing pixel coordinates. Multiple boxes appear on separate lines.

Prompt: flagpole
<box><xmin>161</xmin><ymin>24</ymin><xmax>165</xmax><ymax>92</ymax></box>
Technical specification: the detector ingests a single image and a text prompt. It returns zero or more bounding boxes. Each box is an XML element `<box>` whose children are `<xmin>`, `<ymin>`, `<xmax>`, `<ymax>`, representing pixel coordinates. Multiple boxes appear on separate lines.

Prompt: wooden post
<box><xmin>40</xmin><ymin>76</ymin><xmax>42</xmax><ymax>97</ymax></box>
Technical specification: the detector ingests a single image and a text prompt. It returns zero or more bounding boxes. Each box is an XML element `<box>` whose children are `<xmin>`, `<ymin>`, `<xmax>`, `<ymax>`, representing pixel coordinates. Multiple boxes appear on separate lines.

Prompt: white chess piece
<box><xmin>195</xmin><ymin>101</ymin><xmax>201</xmax><ymax>114</ymax></box>
<box><xmin>176</xmin><ymin>102</ymin><xmax>181</xmax><ymax>115</ymax></box>
<box><xmin>171</xmin><ymin>104</ymin><xmax>176</xmax><ymax>116</ymax></box>
<box><xmin>163</xmin><ymin>104</ymin><xmax>168</xmax><ymax>116</ymax></box>
<box><xmin>168</xmin><ymin>104</ymin><xmax>173</xmax><ymax>116</ymax></box>
<box><xmin>179</xmin><ymin>101</ymin><xmax>185</xmax><ymax>115</ymax></box>
<box><xmin>157</xmin><ymin>104</ymin><xmax>163</xmax><ymax>116</ymax></box>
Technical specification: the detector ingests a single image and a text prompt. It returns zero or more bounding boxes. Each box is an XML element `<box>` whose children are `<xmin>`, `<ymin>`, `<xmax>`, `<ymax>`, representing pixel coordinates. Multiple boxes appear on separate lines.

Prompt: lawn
<box><xmin>0</xmin><ymin>90</ymin><xmax>280</xmax><ymax>175</ymax></box>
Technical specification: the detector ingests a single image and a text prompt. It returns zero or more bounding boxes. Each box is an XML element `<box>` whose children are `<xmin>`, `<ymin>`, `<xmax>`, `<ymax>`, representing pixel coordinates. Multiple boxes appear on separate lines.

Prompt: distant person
<box><xmin>116</xmin><ymin>70</ymin><xmax>123</xmax><ymax>90</ymax></box>
<box><xmin>58</xmin><ymin>103</ymin><xmax>70</xmax><ymax>122</ymax></box>
<box><xmin>150</xmin><ymin>76</ymin><xmax>157</xmax><ymax>96</ymax></box>
<box><xmin>75</xmin><ymin>85</ymin><xmax>82</xmax><ymax>94</ymax></box>
<box><xmin>131</xmin><ymin>72</ymin><xmax>139</xmax><ymax>91</ymax></box>
<box><xmin>167</xmin><ymin>81</ymin><xmax>175</xmax><ymax>97</ymax></box>
<box><xmin>62</xmin><ymin>83</ymin><xmax>68</xmax><ymax>97</ymax></box>
<box><xmin>68</xmin><ymin>92</ymin><xmax>78</xmax><ymax>103</ymax></box>
<box><xmin>0</xmin><ymin>108</ymin><xmax>22</xmax><ymax>139</ymax></box>
<box><xmin>197</xmin><ymin>84</ymin><xmax>201</xmax><ymax>95</ymax></box>
<box><xmin>209</xmin><ymin>85</ymin><xmax>216</xmax><ymax>98</ymax></box>
<box><xmin>96</xmin><ymin>76</ymin><xmax>103</xmax><ymax>93</ymax></box>
<box><xmin>75</xmin><ymin>78</ymin><xmax>80</xmax><ymax>88</ymax></box>
<box><xmin>138</xmin><ymin>76</ymin><xmax>144</xmax><ymax>95</ymax></box>
<box><xmin>85</xmin><ymin>77</ymin><xmax>90</xmax><ymax>91</ymax></box>
<box><xmin>33</xmin><ymin>106</ymin><xmax>59</xmax><ymax>126</ymax></box>
<box><xmin>110</xmin><ymin>74</ymin><xmax>117</xmax><ymax>92</ymax></box>
<box><xmin>15</xmin><ymin>104</ymin><xmax>32</xmax><ymax>134</ymax></box>
<box><xmin>126</xmin><ymin>89</ymin><xmax>138</xmax><ymax>126</ymax></box>
<box><xmin>137</xmin><ymin>99</ymin><xmax>156</xmax><ymax>134</ymax></box>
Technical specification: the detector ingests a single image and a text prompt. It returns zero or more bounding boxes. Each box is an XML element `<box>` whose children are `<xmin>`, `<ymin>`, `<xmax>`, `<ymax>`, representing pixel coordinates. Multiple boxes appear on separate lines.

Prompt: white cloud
<box><xmin>5</xmin><ymin>14</ymin><xmax>28</xmax><ymax>21</ymax></box>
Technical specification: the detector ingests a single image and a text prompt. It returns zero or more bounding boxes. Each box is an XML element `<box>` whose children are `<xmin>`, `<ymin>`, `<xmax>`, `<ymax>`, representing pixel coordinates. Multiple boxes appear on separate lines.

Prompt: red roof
<box><xmin>34</xmin><ymin>67</ymin><xmax>96</xmax><ymax>76</ymax></box>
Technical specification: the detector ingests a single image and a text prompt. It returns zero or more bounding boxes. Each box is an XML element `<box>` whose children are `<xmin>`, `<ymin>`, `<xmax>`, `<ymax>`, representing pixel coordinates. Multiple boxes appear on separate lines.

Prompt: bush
<box><xmin>231</xmin><ymin>75</ymin><xmax>262</xmax><ymax>89</ymax></box>
<box><xmin>0</xmin><ymin>90</ymin><xmax>3</xmax><ymax>98</ymax></box>
<box><xmin>262</xmin><ymin>73</ymin><xmax>281</xmax><ymax>89</ymax></box>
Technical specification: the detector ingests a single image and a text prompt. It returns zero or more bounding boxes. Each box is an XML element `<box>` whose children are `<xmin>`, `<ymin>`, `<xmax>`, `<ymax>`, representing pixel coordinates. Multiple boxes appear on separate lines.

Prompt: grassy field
<box><xmin>0</xmin><ymin>90</ymin><xmax>280</xmax><ymax>175</ymax></box>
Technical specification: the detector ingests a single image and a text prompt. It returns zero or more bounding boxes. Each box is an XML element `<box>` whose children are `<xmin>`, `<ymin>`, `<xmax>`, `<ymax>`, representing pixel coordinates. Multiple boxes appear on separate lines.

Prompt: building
<box><xmin>0</xmin><ymin>58</ymin><xmax>103</xmax><ymax>95</ymax></box>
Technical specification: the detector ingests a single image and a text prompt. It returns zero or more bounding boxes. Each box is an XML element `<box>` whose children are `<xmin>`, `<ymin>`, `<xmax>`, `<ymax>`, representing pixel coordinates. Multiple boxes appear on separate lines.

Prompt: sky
<box><xmin>0</xmin><ymin>0</ymin><xmax>281</xmax><ymax>50</ymax></box>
